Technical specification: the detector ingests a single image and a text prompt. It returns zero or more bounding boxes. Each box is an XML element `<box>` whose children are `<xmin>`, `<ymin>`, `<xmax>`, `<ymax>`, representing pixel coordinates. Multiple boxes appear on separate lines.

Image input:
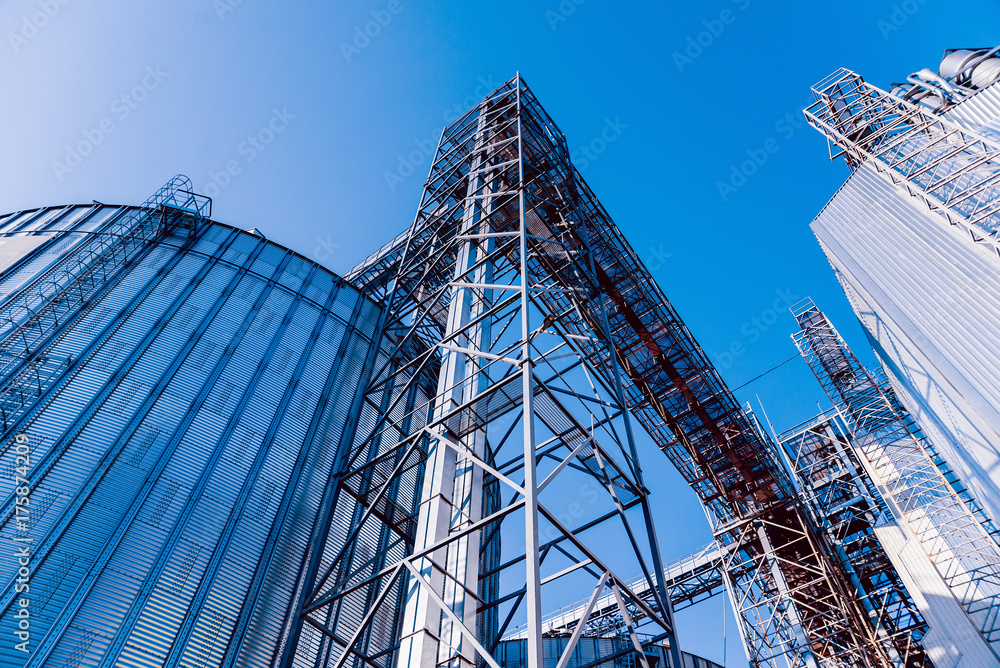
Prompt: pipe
<box><xmin>916</xmin><ymin>67</ymin><xmax>957</xmax><ymax>93</ymax></box>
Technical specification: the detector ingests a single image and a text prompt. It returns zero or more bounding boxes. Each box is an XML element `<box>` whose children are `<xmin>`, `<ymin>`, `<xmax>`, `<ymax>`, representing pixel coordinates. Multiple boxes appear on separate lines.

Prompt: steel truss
<box><xmin>804</xmin><ymin>68</ymin><xmax>1000</xmax><ymax>257</ymax></box>
<box><xmin>792</xmin><ymin>299</ymin><xmax>1000</xmax><ymax>659</ymax></box>
<box><xmin>776</xmin><ymin>411</ymin><xmax>931</xmax><ymax>667</ymax></box>
<box><xmin>287</xmin><ymin>76</ymin><xmax>682</xmax><ymax>668</ymax></box>
<box><xmin>282</xmin><ymin>76</ymin><xmax>905</xmax><ymax>668</ymax></box>
<box><xmin>506</xmin><ymin>542</ymin><xmax>725</xmax><ymax>641</ymax></box>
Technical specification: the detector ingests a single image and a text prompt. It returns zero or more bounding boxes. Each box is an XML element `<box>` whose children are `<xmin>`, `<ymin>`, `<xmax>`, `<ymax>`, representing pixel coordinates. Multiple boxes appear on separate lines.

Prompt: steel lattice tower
<box><xmin>275</xmin><ymin>76</ymin><xmax>917</xmax><ymax>668</ymax></box>
<box><xmin>284</xmin><ymin>75</ymin><xmax>682</xmax><ymax>668</ymax></box>
<box><xmin>792</xmin><ymin>299</ymin><xmax>1000</xmax><ymax>661</ymax></box>
<box><xmin>773</xmin><ymin>409</ymin><xmax>931</xmax><ymax>667</ymax></box>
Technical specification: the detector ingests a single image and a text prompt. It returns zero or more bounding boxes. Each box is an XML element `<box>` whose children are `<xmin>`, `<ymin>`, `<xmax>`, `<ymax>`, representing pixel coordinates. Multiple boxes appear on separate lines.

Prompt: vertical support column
<box><xmin>399</xmin><ymin>105</ymin><xmax>492</xmax><ymax>668</ymax></box>
<box><xmin>756</xmin><ymin>522</ymin><xmax>820</xmax><ymax>668</ymax></box>
<box><xmin>719</xmin><ymin>561</ymin><xmax>757</xmax><ymax>668</ymax></box>
<box><xmin>516</xmin><ymin>76</ymin><xmax>544</xmax><ymax>668</ymax></box>
<box><xmin>439</xmin><ymin>108</ymin><xmax>496</xmax><ymax>668</ymax></box>
<box><xmin>814</xmin><ymin>420</ymin><xmax>907</xmax><ymax>668</ymax></box>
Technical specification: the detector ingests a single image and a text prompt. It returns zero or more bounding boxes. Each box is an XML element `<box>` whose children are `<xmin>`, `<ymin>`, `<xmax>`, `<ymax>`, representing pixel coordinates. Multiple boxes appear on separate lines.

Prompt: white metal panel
<box><xmin>0</xmin><ymin>234</ymin><xmax>51</xmax><ymax>274</ymax></box>
<box><xmin>811</xmin><ymin>162</ymin><xmax>1000</xmax><ymax>527</ymax></box>
<box><xmin>873</xmin><ymin>521</ymin><xmax>991</xmax><ymax>667</ymax></box>
<box><xmin>946</xmin><ymin>80</ymin><xmax>1000</xmax><ymax>140</ymax></box>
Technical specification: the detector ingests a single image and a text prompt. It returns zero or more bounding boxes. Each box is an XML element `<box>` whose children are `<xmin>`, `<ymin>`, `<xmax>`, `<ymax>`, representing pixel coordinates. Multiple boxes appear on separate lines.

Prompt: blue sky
<box><xmin>3</xmin><ymin>0</ymin><xmax>999</xmax><ymax>664</ymax></box>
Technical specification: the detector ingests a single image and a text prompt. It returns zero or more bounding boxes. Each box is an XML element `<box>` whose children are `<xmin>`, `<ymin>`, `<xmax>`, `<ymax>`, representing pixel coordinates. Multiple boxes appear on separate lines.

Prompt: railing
<box><xmin>0</xmin><ymin>175</ymin><xmax>208</xmax><ymax>431</ymax></box>
<box><xmin>805</xmin><ymin>68</ymin><xmax>1000</xmax><ymax>257</ymax></box>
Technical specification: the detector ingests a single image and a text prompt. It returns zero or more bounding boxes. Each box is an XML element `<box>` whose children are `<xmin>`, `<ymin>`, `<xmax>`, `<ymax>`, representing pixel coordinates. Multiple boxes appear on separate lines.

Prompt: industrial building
<box><xmin>790</xmin><ymin>299</ymin><xmax>1000</xmax><ymax>667</ymax></box>
<box><xmin>3</xmin><ymin>59</ymin><xmax>1000</xmax><ymax>668</ymax></box>
<box><xmin>801</xmin><ymin>46</ymin><xmax>1000</xmax><ymax>665</ymax></box>
<box><xmin>804</xmin><ymin>47</ymin><xmax>1000</xmax><ymax>539</ymax></box>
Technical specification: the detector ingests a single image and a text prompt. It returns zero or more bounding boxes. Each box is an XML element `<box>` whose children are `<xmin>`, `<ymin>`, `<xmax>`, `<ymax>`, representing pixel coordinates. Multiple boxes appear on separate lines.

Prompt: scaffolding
<box><xmin>804</xmin><ymin>68</ymin><xmax>1000</xmax><ymax>257</ymax></box>
<box><xmin>792</xmin><ymin>299</ymin><xmax>1000</xmax><ymax>659</ymax></box>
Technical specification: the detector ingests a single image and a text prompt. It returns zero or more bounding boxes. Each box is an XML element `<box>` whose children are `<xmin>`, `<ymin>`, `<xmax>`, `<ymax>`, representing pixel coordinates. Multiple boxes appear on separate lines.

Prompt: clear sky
<box><xmin>3</xmin><ymin>0</ymin><xmax>999</xmax><ymax>664</ymax></box>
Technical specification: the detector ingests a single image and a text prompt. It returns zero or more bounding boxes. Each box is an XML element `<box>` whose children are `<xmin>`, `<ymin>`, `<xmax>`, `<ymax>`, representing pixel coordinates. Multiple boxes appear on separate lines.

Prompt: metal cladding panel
<box><xmin>873</xmin><ymin>519</ymin><xmax>996</xmax><ymax>667</ymax></box>
<box><xmin>0</xmin><ymin>204</ymin><xmax>118</xmax><ymax>237</ymax></box>
<box><xmin>0</xmin><ymin>205</ymin><xmax>388</xmax><ymax>667</ymax></box>
<box><xmin>0</xmin><ymin>211</ymin><xmax>32</xmax><ymax>232</ymax></box>
<box><xmin>7</xmin><ymin>207</ymin><xmax>68</xmax><ymax>234</ymax></box>
<box><xmin>945</xmin><ymin>79</ymin><xmax>1000</xmax><ymax>139</ymax></box>
<box><xmin>811</xmin><ymin>162</ymin><xmax>1000</xmax><ymax>525</ymax></box>
<box><xmin>0</xmin><ymin>233</ymin><xmax>87</xmax><ymax>306</ymax></box>
<box><xmin>0</xmin><ymin>236</ymin><xmax>52</xmax><ymax>275</ymax></box>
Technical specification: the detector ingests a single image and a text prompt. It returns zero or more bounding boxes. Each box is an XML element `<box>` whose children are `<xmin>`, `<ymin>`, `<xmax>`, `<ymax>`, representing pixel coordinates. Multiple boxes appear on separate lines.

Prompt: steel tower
<box><xmin>802</xmin><ymin>47</ymin><xmax>1000</xmax><ymax>577</ymax></box>
<box><xmin>772</xmin><ymin>408</ymin><xmax>930</xmax><ymax>667</ymax></box>
<box><xmin>792</xmin><ymin>299</ymin><xmax>1000</xmax><ymax>662</ymax></box>
<box><xmin>285</xmin><ymin>74</ymin><xmax>682</xmax><ymax>668</ymax></box>
<box><xmin>11</xmin><ymin>72</ymin><xmax>1000</xmax><ymax>667</ymax></box>
<box><xmin>281</xmin><ymin>76</ymin><xmax>909</xmax><ymax>668</ymax></box>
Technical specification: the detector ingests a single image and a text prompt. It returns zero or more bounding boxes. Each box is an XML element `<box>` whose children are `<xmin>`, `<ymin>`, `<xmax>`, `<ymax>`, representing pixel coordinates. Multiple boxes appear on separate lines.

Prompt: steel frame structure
<box><xmin>9</xmin><ymin>76</ymin><xmax>990</xmax><ymax>668</ymax></box>
<box><xmin>804</xmin><ymin>68</ymin><xmax>1000</xmax><ymax>257</ymax></box>
<box><xmin>281</xmin><ymin>76</ymin><xmax>910</xmax><ymax>668</ymax></box>
<box><xmin>792</xmin><ymin>299</ymin><xmax>1000</xmax><ymax>659</ymax></box>
<box><xmin>775</xmin><ymin>410</ymin><xmax>930</xmax><ymax>667</ymax></box>
<box><xmin>514</xmin><ymin>397</ymin><xmax>939</xmax><ymax>667</ymax></box>
<box><xmin>505</xmin><ymin>542</ymin><xmax>725</xmax><ymax>641</ymax></box>
<box><xmin>289</xmin><ymin>75</ymin><xmax>681</xmax><ymax>668</ymax></box>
